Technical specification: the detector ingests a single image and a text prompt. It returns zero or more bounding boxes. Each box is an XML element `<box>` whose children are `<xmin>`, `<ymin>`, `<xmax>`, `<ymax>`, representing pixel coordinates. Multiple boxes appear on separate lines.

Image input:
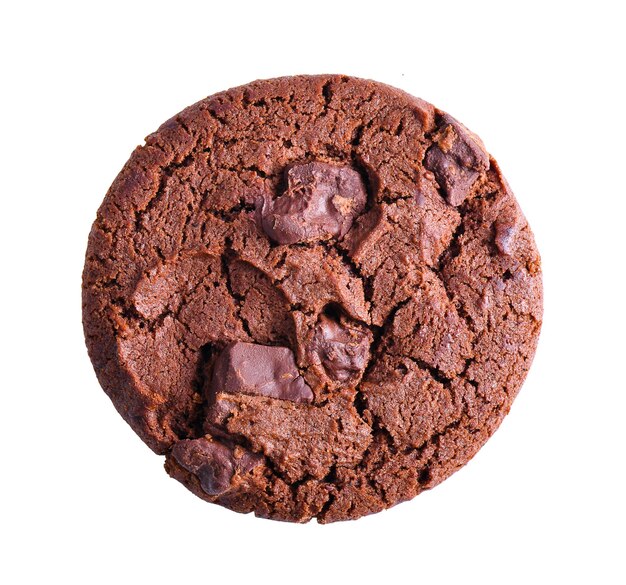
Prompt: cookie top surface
<box><xmin>82</xmin><ymin>75</ymin><xmax>542</xmax><ymax>523</ymax></box>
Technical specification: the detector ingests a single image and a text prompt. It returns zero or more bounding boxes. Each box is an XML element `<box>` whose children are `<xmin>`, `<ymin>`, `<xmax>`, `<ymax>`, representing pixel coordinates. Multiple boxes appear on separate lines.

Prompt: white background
<box><xmin>2</xmin><ymin>1</ymin><xmax>624</xmax><ymax>583</ymax></box>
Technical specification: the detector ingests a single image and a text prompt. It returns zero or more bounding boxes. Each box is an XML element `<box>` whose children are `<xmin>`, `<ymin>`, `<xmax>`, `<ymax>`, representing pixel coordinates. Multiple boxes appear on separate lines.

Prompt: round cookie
<box><xmin>82</xmin><ymin>75</ymin><xmax>542</xmax><ymax>523</ymax></box>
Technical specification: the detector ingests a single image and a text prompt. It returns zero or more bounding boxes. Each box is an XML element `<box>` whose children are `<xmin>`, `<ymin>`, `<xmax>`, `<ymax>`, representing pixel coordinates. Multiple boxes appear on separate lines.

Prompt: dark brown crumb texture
<box><xmin>82</xmin><ymin>75</ymin><xmax>542</xmax><ymax>523</ymax></box>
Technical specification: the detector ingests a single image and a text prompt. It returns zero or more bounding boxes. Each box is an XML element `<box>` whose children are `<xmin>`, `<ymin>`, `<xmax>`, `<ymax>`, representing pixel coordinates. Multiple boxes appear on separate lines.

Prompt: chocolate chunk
<box><xmin>424</xmin><ymin>114</ymin><xmax>489</xmax><ymax>206</ymax></box>
<box><xmin>259</xmin><ymin>162</ymin><xmax>367</xmax><ymax>244</ymax></box>
<box><xmin>309</xmin><ymin>315</ymin><xmax>372</xmax><ymax>382</ymax></box>
<box><xmin>494</xmin><ymin>212</ymin><xmax>518</xmax><ymax>255</ymax></box>
<box><xmin>171</xmin><ymin>438</ymin><xmax>261</xmax><ymax>496</ymax></box>
<box><xmin>210</xmin><ymin>342</ymin><xmax>313</xmax><ymax>403</ymax></box>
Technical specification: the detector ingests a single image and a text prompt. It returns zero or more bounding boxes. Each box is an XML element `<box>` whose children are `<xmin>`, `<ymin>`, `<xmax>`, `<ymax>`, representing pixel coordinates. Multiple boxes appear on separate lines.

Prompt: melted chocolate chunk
<box><xmin>494</xmin><ymin>212</ymin><xmax>518</xmax><ymax>255</ymax></box>
<box><xmin>259</xmin><ymin>161</ymin><xmax>367</xmax><ymax>244</ymax></box>
<box><xmin>171</xmin><ymin>438</ymin><xmax>261</xmax><ymax>496</ymax></box>
<box><xmin>210</xmin><ymin>342</ymin><xmax>313</xmax><ymax>403</ymax></box>
<box><xmin>424</xmin><ymin>114</ymin><xmax>489</xmax><ymax>206</ymax></box>
<box><xmin>309</xmin><ymin>315</ymin><xmax>371</xmax><ymax>382</ymax></box>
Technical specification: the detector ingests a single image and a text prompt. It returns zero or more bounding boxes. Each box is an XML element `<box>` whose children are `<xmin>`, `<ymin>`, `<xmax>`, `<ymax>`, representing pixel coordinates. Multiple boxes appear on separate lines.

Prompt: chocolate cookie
<box><xmin>82</xmin><ymin>75</ymin><xmax>542</xmax><ymax>522</ymax></box>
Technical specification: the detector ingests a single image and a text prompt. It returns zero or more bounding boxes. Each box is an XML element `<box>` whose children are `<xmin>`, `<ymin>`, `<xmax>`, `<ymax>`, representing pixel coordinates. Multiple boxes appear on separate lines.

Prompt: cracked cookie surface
<box><xmin>82</xmin><ymin>75</ymin><xmax>542</xmax><ymax>523</ymax></box>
